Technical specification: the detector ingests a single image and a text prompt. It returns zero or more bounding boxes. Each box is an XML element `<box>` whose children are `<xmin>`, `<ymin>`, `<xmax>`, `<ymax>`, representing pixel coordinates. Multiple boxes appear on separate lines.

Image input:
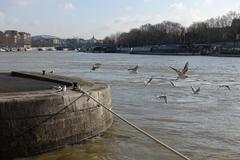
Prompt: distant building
<box><xmin>231</xmin><ymin>19</ymin><xmax>240</xmax><ymax>30</ymax></box>
<box><xmin>64</xmin><ymin>38</ymin><xmax>83</xmax><ymax>49</ymax></box>
<box><xmin>84</xmin><ymin>36</ymin><xmax>103</xmax><ymax>48</ymax></box>
<box><xmin>0</xmin><ymin>31</ymin><xmax>6</xmax><ymax>47</ymax></box>
<box><xmin>3</xmin><ymin>30</ymin><xmax>31</xmax><ymax>49</ymax></box>
<box><xmin>18</xmin><ymin>32</ymin><xmax>31</xmax><ymax>49</ymax></box>
<box><xmin>5</xmin><ymin>30</ymin><xmax>19</xmax><ymax>48</ymax></box>
<box><xmin>87</xmin><ymin>36</ymin><xmax>98</xmax><ymax>44</ymax></box>
<box><xmin>32</xmin><ymin>35</ymin><xmax>63</xmax><ymax>47</ymax></box>
<box><xmin>64</xmin><ymin>36</ymin><xmax>103</xmax><ymax>50</ymax></box>
<box><xmin>231</xmin><ymin>19</ymin><xmax>240</xmax><ymax>40</ymax></box>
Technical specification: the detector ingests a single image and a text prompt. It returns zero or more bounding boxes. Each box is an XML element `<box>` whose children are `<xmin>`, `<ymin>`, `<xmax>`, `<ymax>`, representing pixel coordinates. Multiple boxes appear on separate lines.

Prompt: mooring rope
<box><xmin>79</xmin><ymin>89</ymin><xmax>191</xmax><ymax>160</ymax></box>
<box><xmin>14</xmin><ymin>92</ymin><xmax>85</xmax><ymax>139</ymax></box>
<box><xmin>11</xmin><ymin>87</ymin><xmax>191</xmax><ymax>160</ymax></box>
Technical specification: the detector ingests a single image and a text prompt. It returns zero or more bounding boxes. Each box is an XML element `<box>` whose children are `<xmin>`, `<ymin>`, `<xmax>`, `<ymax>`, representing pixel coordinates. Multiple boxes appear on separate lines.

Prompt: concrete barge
<box><xmin>0</xmin><ymin>71</ymin><xmax>113</xmax><ymax>159</ymax></box>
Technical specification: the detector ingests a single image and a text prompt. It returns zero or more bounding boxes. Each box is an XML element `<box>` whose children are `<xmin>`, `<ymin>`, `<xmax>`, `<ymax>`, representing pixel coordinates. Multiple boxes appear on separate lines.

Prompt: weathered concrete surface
<box><xmin>0</xmin><ymin>72</ymin><xmax>113</xmax><ymax>159</ymax></box>
<box><xmin>0</xmin><ymin>73</ymin><xmax>62</xmax><ymax>93</ymax></box>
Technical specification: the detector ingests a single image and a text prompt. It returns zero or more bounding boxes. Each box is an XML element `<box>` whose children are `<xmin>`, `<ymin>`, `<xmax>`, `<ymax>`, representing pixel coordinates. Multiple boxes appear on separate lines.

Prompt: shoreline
<box><xmin>1</xmin><ymin>50</ymin><xmax>240</xmax><ymax>57</ymax></box>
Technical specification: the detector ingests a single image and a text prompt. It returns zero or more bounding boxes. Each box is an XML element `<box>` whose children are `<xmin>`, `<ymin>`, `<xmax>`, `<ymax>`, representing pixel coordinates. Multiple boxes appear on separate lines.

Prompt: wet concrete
<box><xmin>0</xmin><ymin>73</ymin><xmax>60</xmax><ymax>93</ymax></box>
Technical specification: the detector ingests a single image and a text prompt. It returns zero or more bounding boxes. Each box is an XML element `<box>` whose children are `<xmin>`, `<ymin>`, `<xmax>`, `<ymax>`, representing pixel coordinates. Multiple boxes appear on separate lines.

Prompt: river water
<box><xmin>1</xmin><ymin>51</ymin><xmax>240</xmax><ymax>160</ymax></box>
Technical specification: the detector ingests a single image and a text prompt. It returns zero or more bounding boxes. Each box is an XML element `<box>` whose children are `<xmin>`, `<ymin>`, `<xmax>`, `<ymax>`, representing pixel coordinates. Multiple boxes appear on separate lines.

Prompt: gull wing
<box><xmin>158</xmin><ymin>96</ymin><xmax>168</xmax><ymax>104</ymax></box>
<box><xmin>144</xmin><ymin>77</ymin><xmax>153</xmax><ymax>87</ymax></box>
<box><xmin>128</xmin><ymin>67</ymin><xmax>133</xmax><ymax>70</ymax></box>
<box><xmin>152</xmin><ymin>77</ymin><xmax>176</xmax><ymax>81</ymax></box>
<box><xmin>94</xmin><ymin>63</ymin><xmax>102</xmax><ymax>66</ymax></box>
<box><xmin>195</xmin><ymin>87</ymin><xmax>200</xmax><ymax>93</ymax></box>
<box><xmin>169</xmin><ymin>81</ymin><xmax>175</xmax><ymax>87</ymax></box>
<box><xmin>91</xmin><ymin>63</ymin><xmax>101</xmax><ymax>71</ymax></box>
<box><xmin>169</xmin><ymin>66</ymin><xmax>181</xmax><ymax>74</ymax></box>
<box><xmin>226</xmin><ymin>86</ymin><xmax>231</xmax><ymax>91</ymax></box>
<box><xmin>182</xmin><ymin>62</ymin><xmax>189</xmax><ymax>74</ymax></box>
<box><xmin>220</xmin><ymin>85</ymin><xmax>231</xmax><ymax>91</ymax></box>
<box><xmin>91</xmin><ymin>65</ymin><xmax>99</xmax><ymax>71</ymax></box>
<box><xmin>128</xmin><ymin>65</ymin><xmax>138</xmax><ymax>71</ymax></box>
<box><xmin>191</xmin><ymin>86</ymin><xmax>195</xmax><ymax>93</ymax></box>
<box><xmin>164</xmin><ymin>96</ymin><xmax>167</xmax><ymax>104</ymax></box>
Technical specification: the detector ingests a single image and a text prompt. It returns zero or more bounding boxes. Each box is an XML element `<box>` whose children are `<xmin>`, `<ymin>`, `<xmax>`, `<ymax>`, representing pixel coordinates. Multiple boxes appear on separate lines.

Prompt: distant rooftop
<box><xmin>32</xmin><ymin>35</ymin><xmax>61</xmax><ymax>40</ymax></box>
<box><xmin>5</xmin><ymin>30</ymin><xmax>18</xmax><ymax>34</ymax></box>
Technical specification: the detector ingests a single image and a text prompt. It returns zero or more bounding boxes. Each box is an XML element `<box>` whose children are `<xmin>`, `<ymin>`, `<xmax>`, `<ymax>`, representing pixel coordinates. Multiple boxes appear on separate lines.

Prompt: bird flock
<box><xmin>143</xmin><ymin>61</ymin><xmax>233</xmax><ymax>104</ymax></box>
<box><xmin>144</xmin><ymin>62</ymin><xmax>192</xmax><ymax>104</ymax></box>
<box><xmin>49</xmin><ymin>63</ymin><xmax>140</xmax><ymax>92</ymax></box>
<box><xmin>47</xmin><ymin>61</ymin><xmax>233</xmax><ymax>102</ymax></box>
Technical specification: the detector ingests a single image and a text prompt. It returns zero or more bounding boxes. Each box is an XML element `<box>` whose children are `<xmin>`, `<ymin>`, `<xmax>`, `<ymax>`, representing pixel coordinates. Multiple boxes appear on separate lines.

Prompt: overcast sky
<box><xmin>0</xmin><ymin>0</ymin><xmax>239</xmax><ymax>39</ymax></box>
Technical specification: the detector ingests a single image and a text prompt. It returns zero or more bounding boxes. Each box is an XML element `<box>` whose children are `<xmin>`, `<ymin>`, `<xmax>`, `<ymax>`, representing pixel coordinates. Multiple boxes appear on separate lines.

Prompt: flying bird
<box><xmin>169</xmin><ymin>81</ymin><xmax>176</xmax><ymax>87</ymax></box>
<box><xmin>169</xmin><ymin>62</ymin><xmax>189</xmax><ymax>80</ymax></box>
<box><xmin>49</xmin><ymin>71</ymin><xmax>53</xmax><ymax>74</ymax></box>
<box><xmin>157</xmin><ymin>95</ymin><xmax>168</xmax><ymax>104</ymax></box>
<box><xmin>91</xmin><ymin>63</ymin><xmax>102</xmax><ymax>71</ymax></box>
<box><xmin>219</xmin><ymin>85</ymin><xmax>231</xmax><ymax>91</ymax></box>
<box><xmin>191</xmin><ymin>86</ymin><xmax>200</xmax><ymax>95</ymax></box>
<box><xmin>128</xmin><ymin>65</ymin><xmax>139</xmax><ymax>73</ymax></box>
<box><xmin>144</xmin><ymin>76</ymin><xmax>153</xmax><ymax>87</ymax></box>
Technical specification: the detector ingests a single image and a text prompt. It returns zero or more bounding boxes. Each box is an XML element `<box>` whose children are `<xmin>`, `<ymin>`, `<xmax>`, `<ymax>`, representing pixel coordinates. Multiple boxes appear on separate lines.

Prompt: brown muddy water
<box><xmin>0</xmin><ymin>51</ymin><xmax>240</xmax><ymax>160</ymax></box>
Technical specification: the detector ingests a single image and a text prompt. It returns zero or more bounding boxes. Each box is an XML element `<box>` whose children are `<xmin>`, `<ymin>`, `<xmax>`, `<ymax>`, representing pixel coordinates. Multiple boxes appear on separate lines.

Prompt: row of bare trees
<box><xmin>103</xmin><ymin>11</ymin><xmax>240</xmax><ymax>47</ymax></box>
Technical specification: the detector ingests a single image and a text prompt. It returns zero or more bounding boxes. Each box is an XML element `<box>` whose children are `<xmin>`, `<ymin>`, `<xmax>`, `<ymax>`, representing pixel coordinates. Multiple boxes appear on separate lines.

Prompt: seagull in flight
<box><xmin>144</xmin><ymin>77</ymin><xmax>176</xmax><ymax>87</ymax></box>
<box><xmin>91</xmin><ymin>63</ymin><xmax>102</xmax><ymax>71</ymax></box>
<box><xmin>219</xmin><ymin>85</ymin><xmax>231</xmax><ymax>91</ymax></box>
<box><xmin>144</xmin><ymin>76</ymin><xmax>153</xmax><ymax>87</ymax></box>
<box><xmin>191</xmin><ymin>86</ymin><xmax>200</xmax><ymax>95</ymax></box>
<box><xmin>157</xmin><ymin>95</ymin><xmax>168</xmax><ymax>104</ymax></box>
<box><xmin>128</xmin><ymin>65</ymin><xmax>138</xmax><ymax>73</ymax></box>
<box><xmin>169</xmin><ymin>62</ymin><xmax>189</xmax><ymax>80</ymax></box>
<box><xmin>169</xmin><ymin>81</ymin><xmax>176</xmax><ymax>87</ymax></box>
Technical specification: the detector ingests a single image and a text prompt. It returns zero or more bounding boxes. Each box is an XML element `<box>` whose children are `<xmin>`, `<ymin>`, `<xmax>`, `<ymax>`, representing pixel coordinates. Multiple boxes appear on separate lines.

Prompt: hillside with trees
<box><xmin>103</xmin><ymin>11</ymin><xmax>240</xmax><ymax>47</ymax></box>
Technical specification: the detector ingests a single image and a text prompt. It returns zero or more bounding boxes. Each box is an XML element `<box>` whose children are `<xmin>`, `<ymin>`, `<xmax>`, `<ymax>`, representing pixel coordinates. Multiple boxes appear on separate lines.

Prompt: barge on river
<box><xmin>0</xmin><ymin>71</ymin><xmax>113</xmax><ymax>159</ymax></box>
<box><xmin>129</xmin><ymin>44</ymin><xmax>202</xmax><ymax>55</ymax></box>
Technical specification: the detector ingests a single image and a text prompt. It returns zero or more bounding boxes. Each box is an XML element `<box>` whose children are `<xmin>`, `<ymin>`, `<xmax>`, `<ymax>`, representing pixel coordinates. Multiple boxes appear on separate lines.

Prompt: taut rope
<box><xmin>79</xmin><ymin>89</ymin><xmax>191</xmax><ymax>160</ymax></box>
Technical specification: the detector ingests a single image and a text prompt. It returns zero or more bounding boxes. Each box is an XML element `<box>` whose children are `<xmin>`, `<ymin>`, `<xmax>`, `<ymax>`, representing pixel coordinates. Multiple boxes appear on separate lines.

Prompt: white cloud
<box><xmin>0</xmin><ymin>11</ymin><xmax>5</xmax><ymax>28</ymax></box>
<box><xmin>143</xmin><ymin>0</ymin><xmax>153</xmax><ymax>3</ymax></box>
<box><xmin>167</xmin><ymin>2</ymin><xmax>209</xmax><ymax>26</ymax></box>
<box><xmin>60</xmin><ymin>3</ymin><xmax>75</xmax><ymax>11</ymax></box>
<box><xmin>3</xmin><ymin>17</ymin><xmax>20</xmax><ymax>30</ymax></box>
<box><xmin>102</xmin><ymin>14</ymin><xmax>163</xmax><ymax>33</ymax></box>
<box><xmin>11</xmin><ymin>18</ymin><xmax>20</xmax><ymax>26</ymax></box>
<box><xmin>124</xmin><ymin>6</ymin><xmax>133</xmax><ymax>11</ymax></box>
<box><xmin>12</xmin><ymin>0</ymin><xmax>32</xmax><ymax>7</ymax></box>
<box><xmin>32</xmin><ymin>20</ymin><xmax>41</xmax><ymax>26</ymax></box>
<box><xmin>168</xmin><ymin>3</ymin><xmax>186</xmax><ymax>12</ymax></box>
<box><xmin>167</xmin><ymin>9</ymin><xmax>207</xmax><ymax>26</ymax></box>
<box><xmin>203</xmin><ymin>0</ymin><xmax>214</xmax><ymax>5</ymax></box>
<box><xmin>189</xmin><ymin>9</ymin><xmax>207</xmax><ymax>22</ymax></box>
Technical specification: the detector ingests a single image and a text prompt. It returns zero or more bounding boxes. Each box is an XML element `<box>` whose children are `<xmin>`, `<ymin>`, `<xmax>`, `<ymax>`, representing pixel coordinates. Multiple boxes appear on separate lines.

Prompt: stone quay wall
<box><xmin>0</xmin><ymin>72</ymin><xmax>113</xmax><ymax>158</ymax></box>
